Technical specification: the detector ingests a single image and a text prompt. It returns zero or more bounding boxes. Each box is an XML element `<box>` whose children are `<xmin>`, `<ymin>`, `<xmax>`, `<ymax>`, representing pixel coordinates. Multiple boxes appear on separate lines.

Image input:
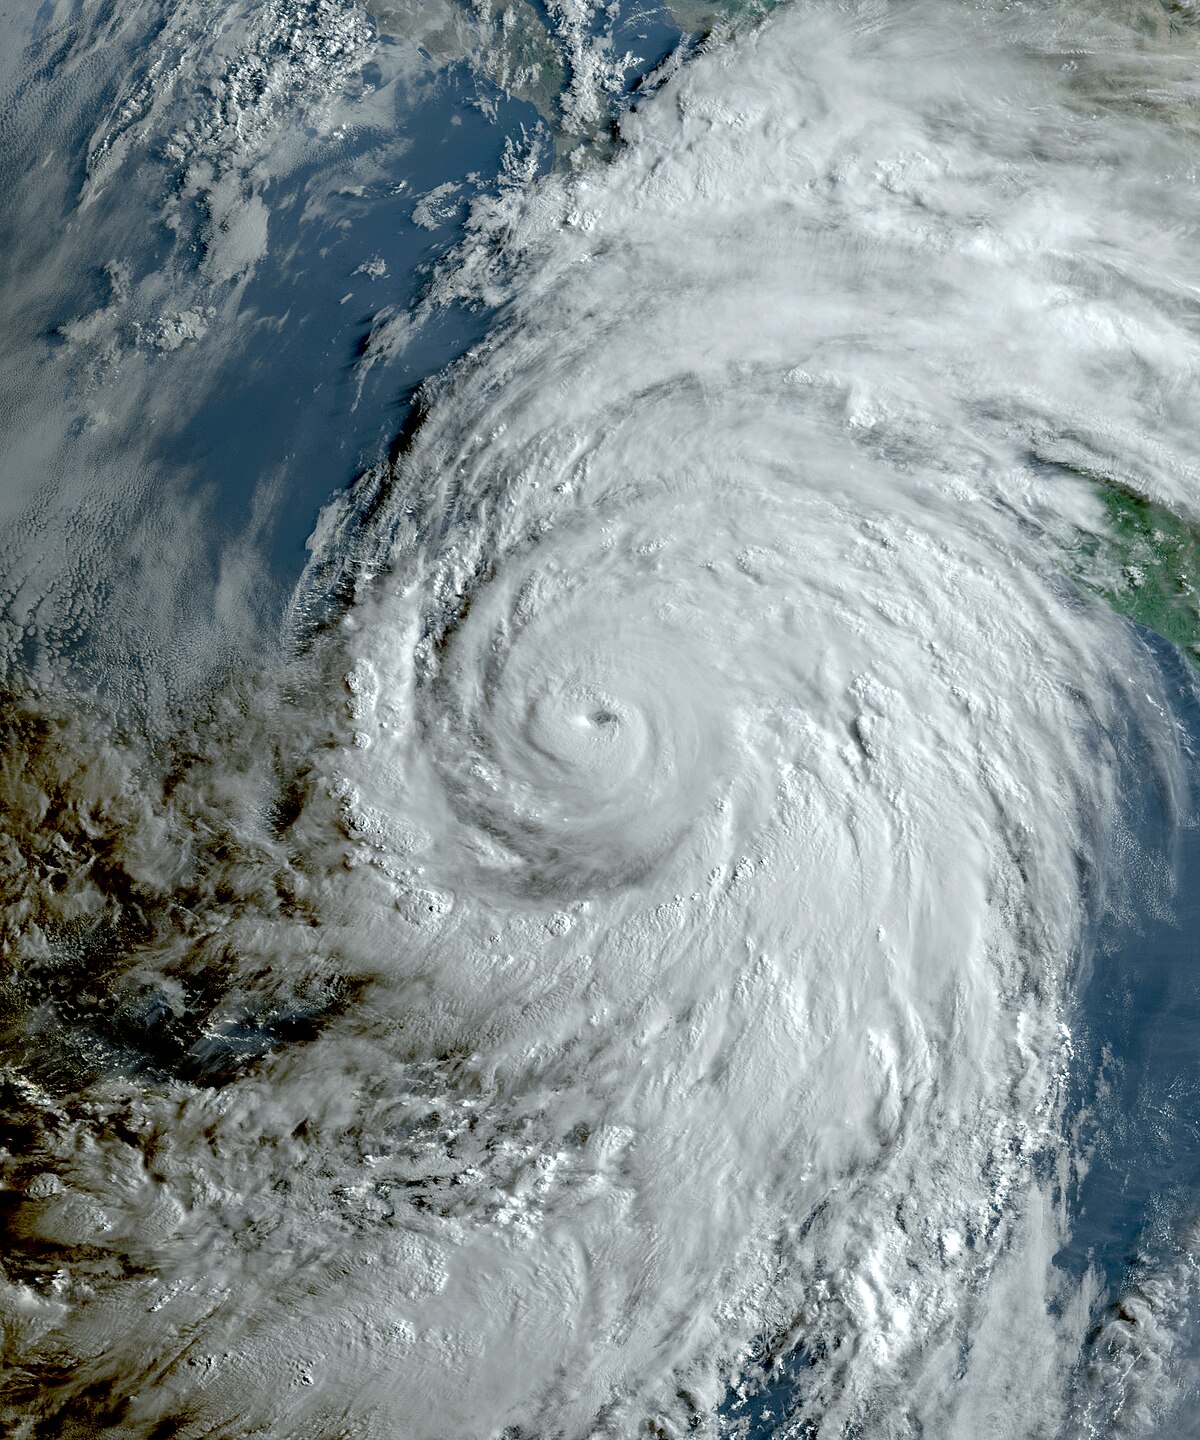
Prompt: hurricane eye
<box><xmin>7</xmin><ymin>0</ymin><xmax>1191</xmax><ymax>1432</ymax></box>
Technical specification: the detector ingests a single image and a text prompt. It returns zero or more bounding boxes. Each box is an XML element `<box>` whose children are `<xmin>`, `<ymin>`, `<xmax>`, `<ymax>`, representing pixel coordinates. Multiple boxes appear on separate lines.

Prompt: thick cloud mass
<box><xmin>5</xmin><ymin>1</ymin><xmax>1200</xmax><ymax>1437</ymax></box>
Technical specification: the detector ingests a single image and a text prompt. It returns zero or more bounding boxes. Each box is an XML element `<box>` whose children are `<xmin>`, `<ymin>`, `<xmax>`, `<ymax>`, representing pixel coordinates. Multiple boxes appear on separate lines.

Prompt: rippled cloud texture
<box><xmin>5</xmin><ymin>1</ymin><xmax>1200</xmax><ymax>1437</ymax></box>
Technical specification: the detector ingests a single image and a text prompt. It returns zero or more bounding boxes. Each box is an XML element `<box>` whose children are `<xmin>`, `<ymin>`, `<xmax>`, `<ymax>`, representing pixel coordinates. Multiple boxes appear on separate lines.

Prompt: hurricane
<box><xmin>3</xmin><ymin>0</ymin><xmax>1200</xmax><ymax>1437</ymax></box>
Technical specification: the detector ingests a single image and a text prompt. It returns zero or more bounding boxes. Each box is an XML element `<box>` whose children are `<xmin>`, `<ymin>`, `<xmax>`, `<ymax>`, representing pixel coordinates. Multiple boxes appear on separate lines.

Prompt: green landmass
<box><xmin>1072</xmin><ymin>483</ymin><xmax>1200</xmax><ymax>664</ymax></box>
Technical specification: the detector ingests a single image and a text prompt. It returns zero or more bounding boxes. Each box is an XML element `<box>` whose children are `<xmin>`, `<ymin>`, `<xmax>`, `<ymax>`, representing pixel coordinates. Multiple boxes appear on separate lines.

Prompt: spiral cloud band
<box><xmin>298</xmin><ymin>1</ymin><xmax>1197</xmax><ymax>1431</ymax></box>
<box><xmin>6</xmin><ymin>1</ymin><xmax>1200</xmax><ymax>1436</ymax></box>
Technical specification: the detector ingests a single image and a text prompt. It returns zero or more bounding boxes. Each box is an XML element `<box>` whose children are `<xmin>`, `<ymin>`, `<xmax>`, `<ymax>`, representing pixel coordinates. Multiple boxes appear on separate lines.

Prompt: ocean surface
<box><xmin>2</xmin><ymin>1</ymin><xmax>1200</xmax><ymax>1436</ymax></box>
